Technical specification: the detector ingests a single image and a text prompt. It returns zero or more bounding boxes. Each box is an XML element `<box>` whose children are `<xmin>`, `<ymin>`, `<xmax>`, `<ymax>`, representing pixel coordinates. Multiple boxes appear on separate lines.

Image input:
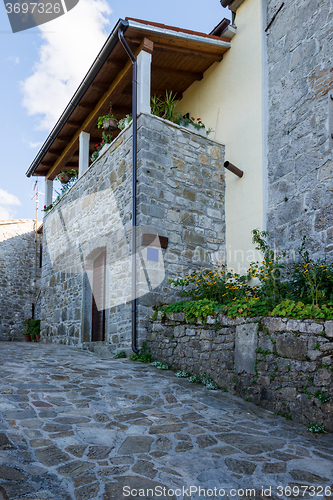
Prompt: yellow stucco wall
<box><xmin>178</xmin><ymin>0</ymin><xmax>263</xmax><ymax>274</ymax></box>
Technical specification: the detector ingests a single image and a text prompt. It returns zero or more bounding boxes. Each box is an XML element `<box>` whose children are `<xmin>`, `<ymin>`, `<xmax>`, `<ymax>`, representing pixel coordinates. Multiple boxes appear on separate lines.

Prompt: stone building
<box><xmin>0</xmin><ymin>219</ymin><xmax>42</xmax><ymax>341</ymax></box>
<box><xmin>40</xmin><ymin>115</ymin><xmax>224</xmax><ymax>350</ymax></box>
<box><xmin>265</xmin><ymin>0</ymin><xmax>333</xmax><ymax>259</ymax></box>
<box><xmin>25</xmin><ymin>0</ymin><xmax>333</xmax><ymax>352</ymax></box>
<box><xmin>26</xmin><ymin>19</ymin><xmax>229</xmax><ymax>351</ymax></box>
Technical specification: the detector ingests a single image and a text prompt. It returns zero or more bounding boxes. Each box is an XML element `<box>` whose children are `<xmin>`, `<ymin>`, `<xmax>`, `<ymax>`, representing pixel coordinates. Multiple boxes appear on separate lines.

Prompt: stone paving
<box><xmin>0</xmin><ymin>343</ymin><xmax>332</xmax><ymax>500</ymax></box>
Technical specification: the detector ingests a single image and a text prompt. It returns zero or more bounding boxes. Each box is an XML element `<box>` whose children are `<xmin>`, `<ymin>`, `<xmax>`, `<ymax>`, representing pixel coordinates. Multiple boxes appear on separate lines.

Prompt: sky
<box><xmin>0</xmin><ymin>0</ymin><xmax>230</xmax><ymax>220</ymax></box>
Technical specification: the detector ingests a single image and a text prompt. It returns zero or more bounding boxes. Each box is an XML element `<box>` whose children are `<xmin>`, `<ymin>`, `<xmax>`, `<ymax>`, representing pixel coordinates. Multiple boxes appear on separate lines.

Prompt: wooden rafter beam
<box><xmin>77</xmin><ymin>103</ymin><xmax>92</xmax><ymax>110</ymax></box>
<box><xmin>57</xmin><ymin>136</ymin><xmax>74</xmax><ymax>143</ymax></box>
<box><xmin>125</xmin><ymin>37</ymin><xmax>141</xmax><ymax>46</ymax></box>
<box><xmin>62</xmin><ymin>162</ymin><xmax>78</xmax><ymax>168</ymax></box>
<box><xmin>48</xmin><ymin>149</ymin><xmax>65</xmax><ymax>156</ymax></box>
<box><xmin>67</xmin><ymin>120</ymin><xmax>82</xmax><ymax>127</ymax></box>
<box><xmin>153</xmin><ymin>65</ymin><xmax>203</xmax><ymax>81</ymax></box>
<box><xmin>91</xmin><ymin>82</ymin><xmax>111</xmax><ymax>91</ymax></box>
<box><xmin>40</xmin><ymin>160</ymin><xmax>56</xmax><ymax>167</ymax></box>
<box><xmin>105</xmin><ymin>59</ymin><xmax>124</xmax><ymax>70</ymax></box>
<box><xmin>110</xmin><ymin>105</ymin><xmax>132</xmax><ymax>116</ymax></box>
<box><xmin>153</xmin><ymin>42</ymin><xmax>223</xmax><ymax>62</ymax></box>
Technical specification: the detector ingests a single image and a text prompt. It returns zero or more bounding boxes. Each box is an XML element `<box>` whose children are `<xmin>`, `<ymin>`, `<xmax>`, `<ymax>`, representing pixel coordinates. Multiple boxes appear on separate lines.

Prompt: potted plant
<box><xmin>22</xmin><ymin>318</ymin><xmax>41</xmax><ymax>342</ymax></box>
<box><xmin>56</xmin><ymin>169</ymin><xmax>78</xmax><ymax>184</ymax></box>
<box><xmin>42</xmin><ymin>203</ymin><xmax>53</xmax><ymax>213</ymax></box>
<box><xmin>23</xmin><ymin>331</ymin><xmax>31</xmax><ymax>342</ymax></box>
<box><xmin>97</xmin><ymin>104</ymin><xmax>118</xmax><ymax>132</ymax></box>
<box><xmin>151</xmin><ymin>90</ymin><xmax>179</xmax><ymax>122</ymax></box>
<box><xmin>118</xmin><ymin>114</ymin><xmax>132</xmax><ymax>130</ymax></box>
<box><xmin>91</xmin><ymin>132</ymin><xmax>113</xmax><ymax>162</ymax></box>
<box><xmin>175</xmin><ymin>114</ymin><xmax>213</xmax><ymax>137</ymax></box>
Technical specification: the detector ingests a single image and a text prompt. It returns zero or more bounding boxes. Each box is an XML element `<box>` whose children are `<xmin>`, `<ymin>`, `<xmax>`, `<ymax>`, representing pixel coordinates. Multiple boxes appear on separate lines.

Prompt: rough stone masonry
<box><xmin>0</xmin><ymin>219</ymin><xmax>42</xmax><ymax>341</ymax></box>
<box><xmin>266</xmin><ymin>0</ymin><xmax>333</xmax><ymax>259</ymax></box>
<box><xmin>40</xmin><ymin>114</ymin><xmax>225</xmax><ymax>352</ymax></box>
<box><xmin>147</xmin><ymin>313</ymin><xmax>333</xmax><ymax>432</ymax></box>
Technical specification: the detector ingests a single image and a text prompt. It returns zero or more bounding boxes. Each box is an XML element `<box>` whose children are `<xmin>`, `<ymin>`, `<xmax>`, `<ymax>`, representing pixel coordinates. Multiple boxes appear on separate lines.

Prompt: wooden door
<box><xmin>91</xmin><ymin>252</ymin><xmax>106</xmax><ymax>341</ymax></box>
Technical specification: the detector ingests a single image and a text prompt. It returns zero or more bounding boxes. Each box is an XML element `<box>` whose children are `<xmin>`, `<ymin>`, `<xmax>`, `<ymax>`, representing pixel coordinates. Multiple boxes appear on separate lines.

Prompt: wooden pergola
<box><xmin>27</xmin><ymin>18</ymin><xmax>230</xmax><ymax>181</ymax></box>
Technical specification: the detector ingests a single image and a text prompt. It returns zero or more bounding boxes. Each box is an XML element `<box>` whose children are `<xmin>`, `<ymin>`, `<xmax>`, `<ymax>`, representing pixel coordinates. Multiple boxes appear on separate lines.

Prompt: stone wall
<box><xmin>266</xmin><ymin>0</ymin><xmax>333</xmax><ymax>259</ymax></box>
<box><xmin>40</xmin><ymin>124</ymin><xmax>133</xmax><ymax>348</ymax></box>
<box><xmin>136</xmin><ymin>114</ymin><xmax>225</xmax><ymax>342</ymax></box>
<box><xmin>40</xmin><ymin>113</ymin><xmax>225</xmax><ymax>351</ymax></box>
<box><xmin>147</xmin><ymin>314</ymin><xmax>333</xmax><ymax>431</ymax></box>
<box><xmin>0</xmin><ymin>219</ymin><xmax>42</xmax><ymax>341</ymax></box>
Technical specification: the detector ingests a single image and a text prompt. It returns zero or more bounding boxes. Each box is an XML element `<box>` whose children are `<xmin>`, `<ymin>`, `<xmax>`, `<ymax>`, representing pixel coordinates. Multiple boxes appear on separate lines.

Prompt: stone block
<box><xmin>307</xmin><ymin>350</ymin><xmax>323</xmax><ymax>361</ymax></box>
<box><xmin>262</xmin><ymin>317</ymin><xmax>287</xmax><ymax>332</ymax></box>
<box><xmin>199</xmin><ymin>155</ymin><xmax>210</xmax><ymax>165</ymax></box>
<box><xmin>276</xmin><ymin>333</ymin><xmax>307</xmax><ymax>360</ymax></box>
<box><xmin>183</xmin><ymin>230</ymin><xmax>205</xmax><ymax>246</ymax></box>
<box><xmin>313</xmin><ymin>369</ymin><xmax>331</xmax><ymax>387</ymax></box>
<box><xmin>183</xmin><ymin>188</ymin><xmax>196</xmax><ymax>201</ymax></box>
<box><xmin>207</xmin><ymin>207</ymin><xmax>222</xmax><ymax>219</ymax></box>
<box><xmin>208</xmin><ymin>146</ymin><xmax>221</xmax><ymax>160</ymax></box>
<box><xmin>180</xmin><ymin>212</ymin><xmax>196</xmax><ymax>226</ymax></box>
<box><xmin>299</xmin><ymin>321</ymin><xmax>323</xmax><ymax>334</ymax></box>
<box><xmin>325</xmin><ymin>321</ymin><xmax>333</xmax><ymax>337</ymax></box>
<box><xmin>235</xmin><ymin>323</ymin><xmax>258</xmax><ymax>374</ymax></box>
<box><xmin>319</xmin><ymin>342</ymin><xmax>333</xmax><ymax>352</ymax></box>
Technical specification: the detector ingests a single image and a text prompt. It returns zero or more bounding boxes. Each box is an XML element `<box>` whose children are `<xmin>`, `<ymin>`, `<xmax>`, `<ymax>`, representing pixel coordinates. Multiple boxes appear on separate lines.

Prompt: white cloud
<box><xmin>7</xmin><ymin>55</ymin><xmax>20</xmax><ymax>64</ymax></box>
<box><xmin>29</xmin><ymin>141</ymin><xmax>43</xmax><ymax>149</ymax></box>
<box><xmin>0</xmin><ymin>207</ymin><xmax>12</xmax><ymax>220</ymax></box>
<box><xmin>0</xmin><ymin>189</ymin><xmax>21</xmax><ymax>220</ymax></box>
<box><xmin>21</xmin><ymin>0</ymin><xmax>112</xmax><ymax>131</ymax></box>
<box><xmin>0</xmin><ymin>189</ymin><xmax>22</xmax><ymax>206</ymax></box>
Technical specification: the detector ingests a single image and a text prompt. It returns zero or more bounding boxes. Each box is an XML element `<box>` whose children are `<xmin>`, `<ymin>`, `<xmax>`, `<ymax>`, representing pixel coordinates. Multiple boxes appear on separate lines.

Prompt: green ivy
<box><xmin>154</xmin><ymin>299</ymin><xmax>219</xmax><ymax>323</ymax></box>
<box><xmin>272</xmin><ymin>300</ymin><xmax>333</xmax><ymax>320</ymax></box>
<box><xmin>113</xmin><ymin>351</ymin><xmax>126</xmax><ymax>359</ymax></box>
<box><xmin>153</xmin><ymin>297</ymin><xmax>333</xmax><ymax>323</ymax></box>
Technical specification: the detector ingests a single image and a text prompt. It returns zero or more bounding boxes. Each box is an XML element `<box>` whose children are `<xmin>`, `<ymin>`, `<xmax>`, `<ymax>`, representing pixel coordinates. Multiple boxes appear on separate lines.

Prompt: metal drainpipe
<box><xmin>118</xmin><ymin>29</ymin><xmax>139</xmax><ymax>354</ymax></box>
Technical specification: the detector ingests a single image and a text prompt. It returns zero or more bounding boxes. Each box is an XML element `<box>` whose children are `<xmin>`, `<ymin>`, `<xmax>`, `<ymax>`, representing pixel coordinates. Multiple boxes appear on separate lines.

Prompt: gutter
<box><xmin>117</xmin><ymin>29</ymin><xmax>139</xmax><ymax>355</ymax></box>
<box><xmin>127</xmin><ymin>18</ymin><xmax>230</xmax><ymax>49</ymax></box>
<box><xmin>26</xmin><ymin>18</ymin><xmax>129</xmax><ymax>178</ymax></box>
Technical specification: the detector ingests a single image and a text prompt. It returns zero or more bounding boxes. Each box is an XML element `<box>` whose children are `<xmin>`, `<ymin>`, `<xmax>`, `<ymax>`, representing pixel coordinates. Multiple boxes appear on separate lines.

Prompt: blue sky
<box><xmin>0</xmin><ymin>0</ymin><xmax>230</xmax><ymax>220</ymax></box>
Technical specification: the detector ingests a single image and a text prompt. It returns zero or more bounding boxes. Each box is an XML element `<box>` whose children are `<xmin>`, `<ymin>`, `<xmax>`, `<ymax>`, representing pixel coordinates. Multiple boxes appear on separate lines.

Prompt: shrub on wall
<box><xmin>154</xmin><ymin>230</ymin><xmax>333</xmax><ymax>322</ymax></box>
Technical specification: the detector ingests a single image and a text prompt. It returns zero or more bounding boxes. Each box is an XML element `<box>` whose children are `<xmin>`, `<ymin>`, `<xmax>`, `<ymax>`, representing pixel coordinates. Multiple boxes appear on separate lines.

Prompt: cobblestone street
<box><xmin>0</xmin><ymin>342</ymin><xmax>332</xmax><ymax>500</ymax></box>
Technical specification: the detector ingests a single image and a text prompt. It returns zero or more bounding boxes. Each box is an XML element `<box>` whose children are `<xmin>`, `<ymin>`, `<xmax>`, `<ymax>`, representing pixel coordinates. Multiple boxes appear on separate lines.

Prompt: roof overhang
<box><xmin>26</xmin><ymin>18</ymin><xmax>230</xmax><ymax>180</ymax></box>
